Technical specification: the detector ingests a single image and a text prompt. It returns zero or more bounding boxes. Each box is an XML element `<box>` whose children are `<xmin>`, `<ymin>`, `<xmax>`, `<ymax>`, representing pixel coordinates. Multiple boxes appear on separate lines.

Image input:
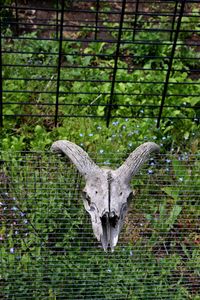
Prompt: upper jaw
<box><xmin>100</xmin><ymin>210</ymin><xmax>120</xmax><ymax>252</ymax></box>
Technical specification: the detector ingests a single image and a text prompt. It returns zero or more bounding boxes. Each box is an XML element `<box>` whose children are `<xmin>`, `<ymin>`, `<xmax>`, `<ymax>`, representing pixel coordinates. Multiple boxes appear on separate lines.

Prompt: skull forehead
<box><xmin>109</xmin><ymin>176</ymin><xmax>132</xmax><ymax>213</ymax></box>
<box><xmin>84</xmin><ymin>170</ymin><xmax>131</xmax><ymax>194</ymax></box>
<box><xmin>84</xmin><ymin>171</ymin><xmax>108</xmax><ymax>191</ymax></box>
<box><xmin>110</xmin><ymin>175</ymin><xmax>132</xmax><ymax>195</ymax></box>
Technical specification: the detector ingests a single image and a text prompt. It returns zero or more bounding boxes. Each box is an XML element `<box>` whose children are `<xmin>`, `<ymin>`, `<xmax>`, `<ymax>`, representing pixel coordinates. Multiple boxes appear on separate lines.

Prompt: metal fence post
<box><xmin>157</xmin><ymin>0</ymin><xmax>186</xmax><ymax>128</ymax></box>
<box><xmin>0</xmin><ymin>7</ymin><xmax>3</xmax><ymax>127</ymax></box>
<box><xmin>56</xmin><ymin>0</ymin><xmax>59</xmax><ymax>39</ymax></box>
<box><xmin>106</xmin><ymin>0</ymin><xmax>126</xmax><ymax>127</ymax></box>
<box><xmin>132</xmin><ymin>0</ymin><xmax>139</xmax><ymax>41</ymax></box>
<box><xmin>170</xmin><ymin>0</ymin><xmax>179</xmax><ymax>42</ymax></box>
<box><xmin>54</xmin><ymin>0</ymin><xmax>65</xmax><ymax>127</ymax></box>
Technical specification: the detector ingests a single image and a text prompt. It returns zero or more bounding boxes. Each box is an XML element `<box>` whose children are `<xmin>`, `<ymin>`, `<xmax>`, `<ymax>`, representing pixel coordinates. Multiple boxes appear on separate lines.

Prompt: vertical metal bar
<box><xmin>56</xmin><ymin>0</ymin><xmax>59</xmax><ymax>39</ymax></box>
<box><xmin>95</xmin><ymin>0</ymin><xmax>100</xmax><ymax>40</ymax></box>
<box><xmin>157</xmin><ymin>0</ymin><xmax>186</xmax><ymax>128</ymax></box>
<box><xmin>106</xmin><ymin>0</ymin><xmax>126</xmax><ymax>127</ymax></box>
<box><xmin>54</xmin><ymin>0</ymin><xmax>65</xmax><ymax>127</ymax></box>
<box><xmin>132</xmin><ymin>0</ymin><xmax>139</xmax><ymax>41</ymax></box>
<box><xmin>170</xmin><ymin>0</ymin><xmax>178</xmax><ymax>42</ymax></box>
<box><xmin>0</xmin><ymin>33</ymin><xmax>2</xmax><ymax>126</ymax></box>
<box><xmin>0</xmin><ymin>9</ymin><xmax>3</xmax><ymax>127</ymax></box>
<box><xmin>14</xmin><ymin>0</ymin><xmax>19</xmax><ymax>36</ymax></box>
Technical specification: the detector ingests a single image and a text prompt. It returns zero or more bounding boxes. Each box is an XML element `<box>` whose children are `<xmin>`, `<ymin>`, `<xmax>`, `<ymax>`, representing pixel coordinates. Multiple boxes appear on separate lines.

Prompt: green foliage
<box><xmin>0</xmin><ymin>5</ymin><xmax>200</xmax><ymax>298</ymax></box>
<box><xmin>1</xmin><ymin>13</ymin><xmax>200</xmax><ymax>150</ymax></box>
<box><xmin>0</xmin><ymin>152</ymin><xmax>199</xmax><ymax>299</ymax></box>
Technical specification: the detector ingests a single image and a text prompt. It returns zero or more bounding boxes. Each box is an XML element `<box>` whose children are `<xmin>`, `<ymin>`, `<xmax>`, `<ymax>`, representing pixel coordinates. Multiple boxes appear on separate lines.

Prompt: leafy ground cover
<box><xmin>1</xmin><ymin>2</ymin><xmax>200</xmax><ymax>154</ymax></box>
<box><xmin>0</xmin><ymin>152</ymin><xmax>199</xmax><ymax>299</ymax></box>
<box><xmin>0</xmin><ymin>1</ymin><xmax>200</xmax><ymax>299</ymax></box>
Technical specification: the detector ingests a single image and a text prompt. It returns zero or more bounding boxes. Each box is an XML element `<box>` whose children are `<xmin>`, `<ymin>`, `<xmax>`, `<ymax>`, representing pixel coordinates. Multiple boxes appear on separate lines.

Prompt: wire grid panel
<box><xmin>0</xmin><ymin>151</ymin><xmax>199</xmax><ymax>299</ymax></box>
<box><xmin>0</xmin><ymin>0</ymin><xmax>200</xmax><ymax>127</ymax></box>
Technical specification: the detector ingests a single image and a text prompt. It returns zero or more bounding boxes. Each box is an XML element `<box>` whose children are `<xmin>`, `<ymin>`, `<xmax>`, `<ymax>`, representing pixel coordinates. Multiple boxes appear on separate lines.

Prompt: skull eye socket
<box><xmin>127</xmin><ymin>192</ymin><xmax>133</xmax><ymax>203</ymax></box>
<box><xmin>86</xmin><ymin>195</ymin><xmax>91</xmax><ymax>205</ymax></box>
<box><xmin>82</xmin><ymin>191</ymin><xmax>91</xmax><ymax>205</ymax></box>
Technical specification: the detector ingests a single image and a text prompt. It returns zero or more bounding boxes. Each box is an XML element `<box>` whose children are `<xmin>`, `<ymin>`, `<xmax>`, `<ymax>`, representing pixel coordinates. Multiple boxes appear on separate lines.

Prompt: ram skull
<box><xmin>51</xmin><ymin>140</ymin><xmax>159</xmax><ymax>251</ymax></box>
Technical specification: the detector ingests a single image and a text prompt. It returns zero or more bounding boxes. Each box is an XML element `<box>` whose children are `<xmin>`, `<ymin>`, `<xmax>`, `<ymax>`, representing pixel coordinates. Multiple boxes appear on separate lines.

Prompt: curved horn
<box><xmin>114</xmin><ymin>142</ymin><xmax>160</xmax><ymax>183</ymax></box>
<box><xmin>51</xmin><ymin>140</ymin><xmax>101</xmax><ymax>179</ymax></box>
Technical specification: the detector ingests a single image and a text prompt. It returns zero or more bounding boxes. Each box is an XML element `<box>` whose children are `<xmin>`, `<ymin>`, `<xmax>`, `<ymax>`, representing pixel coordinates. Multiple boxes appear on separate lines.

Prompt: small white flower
<box><xmin>128</xmin><ymin>132</ymin><xmax>133</xmax><ymax>137</ymax></box>
<box><xmin>148</xmin><ymin>169</ymin><xmax>153</xmax><ymax>175</ymax></box>
<box><xmin>11</xmin><ymin>206</ymin><xmax>18</xmax><ymax>211</ymax></box>
<box><xmin>166</xmin><ymin>159</ymin><xmax>171</xmax><ymax>163</ymax></box>
<box><xmin>112</xmin><ymin>121</ymin><xmax>119</xmax><ymax>126</ymax></box>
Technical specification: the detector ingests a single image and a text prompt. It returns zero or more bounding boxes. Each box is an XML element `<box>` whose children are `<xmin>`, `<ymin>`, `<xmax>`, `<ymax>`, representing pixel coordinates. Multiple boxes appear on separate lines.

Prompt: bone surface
<box><xmin>51</xmin><ymin>140</ymin><xmax>160</xmax><ymax>251</ymax></box>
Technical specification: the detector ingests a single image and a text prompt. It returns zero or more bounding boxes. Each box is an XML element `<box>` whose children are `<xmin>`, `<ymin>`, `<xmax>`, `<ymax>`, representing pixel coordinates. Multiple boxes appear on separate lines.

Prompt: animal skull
<box><xmin>51</xmin><ymin>140</ymin><xmax>159</xmax><ymax>251</ymax></box>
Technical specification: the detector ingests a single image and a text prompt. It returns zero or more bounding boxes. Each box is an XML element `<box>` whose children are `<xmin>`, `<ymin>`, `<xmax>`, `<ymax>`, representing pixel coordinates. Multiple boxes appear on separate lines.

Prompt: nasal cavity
<box><xmin>109</xmin><ymin>213</ymin><xmax>119</xmax><ymax>227</ymax></box>
<box><xmin>101</xmin><ymin>212</ymin><xmax>119</xmax><ymax>228</ymax></box>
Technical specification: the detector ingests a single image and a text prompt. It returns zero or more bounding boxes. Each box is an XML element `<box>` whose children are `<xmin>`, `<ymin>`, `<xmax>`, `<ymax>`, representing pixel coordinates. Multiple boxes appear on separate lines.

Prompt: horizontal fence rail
<box><xmin>0</xmin><ymin>151</ymin><xmax>199</xmax><ymax>299</ymax></box>
<box><xmin>0</xmin><ymin>0</ymin><xmax>200</xmax><ymax>127</ymax></box>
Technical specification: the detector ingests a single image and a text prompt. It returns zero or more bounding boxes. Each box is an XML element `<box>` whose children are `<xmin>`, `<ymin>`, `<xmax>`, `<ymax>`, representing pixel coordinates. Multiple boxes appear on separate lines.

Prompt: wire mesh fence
<box><xmin>0</xmin><ymin>151</ymin><xmax>199</xmax><ymax>299</ymax></box>
<box><xmin>0</xmin><ymin>1</ymin><xmax>200</xmax><ymax>299</ymax></box>
<box><xmin>0</xmin><ymin>0</ymin><xmax>200</xmax><ymax>127</ymax></box>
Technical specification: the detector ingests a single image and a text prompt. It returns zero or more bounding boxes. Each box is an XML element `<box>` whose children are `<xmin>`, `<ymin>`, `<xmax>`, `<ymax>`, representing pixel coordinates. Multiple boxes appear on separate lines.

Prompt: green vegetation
<box><xmin>0</xmin><ymin>152</ymin><xmax>199</xmax><ymax>299</ymax></box>
<box><xmin>0</xmin><ymin>3</ymin><xmax>200</xmax><ymax>299</ymax></box>
<box><xmin>1</xmin><ymin>9</ymin><xmax>200</xmax><ymax>154</ymax></box>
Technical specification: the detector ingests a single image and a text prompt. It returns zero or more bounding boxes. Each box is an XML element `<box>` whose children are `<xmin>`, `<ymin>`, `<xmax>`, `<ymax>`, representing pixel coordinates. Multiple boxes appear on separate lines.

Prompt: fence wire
<box><xmin>0</xmin><ymin>151</ymin><xmax>199</xmax><ymax>299</ymax></box>
<box><xmin>0</xmin><ymin>0</ymin><xmax>200</xmax><ymax>127</ymax></box>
